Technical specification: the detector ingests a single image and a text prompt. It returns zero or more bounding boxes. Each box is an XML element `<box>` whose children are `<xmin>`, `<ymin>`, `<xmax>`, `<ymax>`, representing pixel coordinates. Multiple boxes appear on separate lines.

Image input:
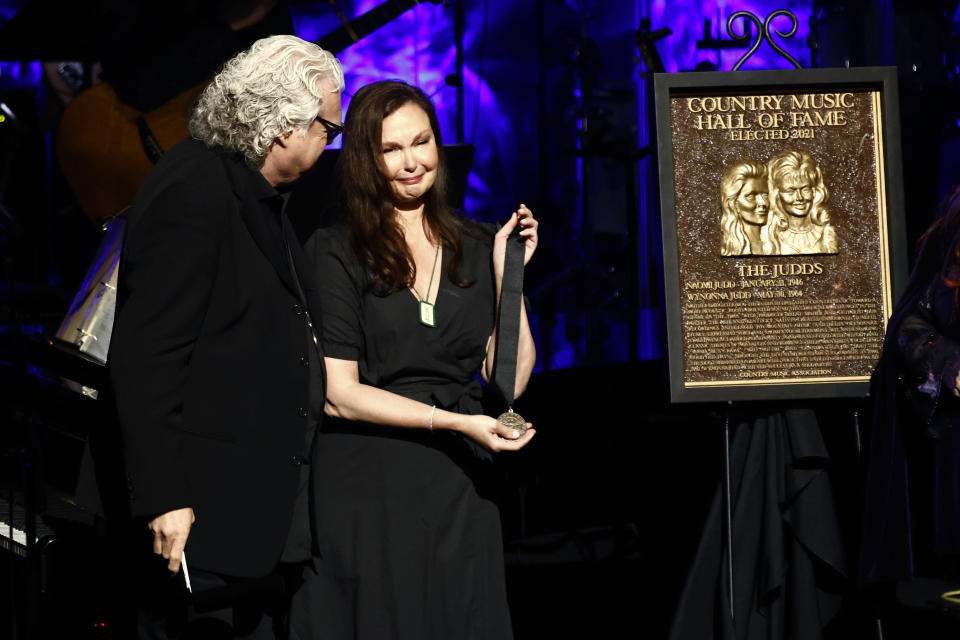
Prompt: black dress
<box><xmin>896</xmin><ymin>274</ymin><xmax>960</xmax><ymax>558</ymax></box>
<box><xmin>303</xmin><ymin>221</ymin><xmax>513</xmax><ymax>639</ymax></box>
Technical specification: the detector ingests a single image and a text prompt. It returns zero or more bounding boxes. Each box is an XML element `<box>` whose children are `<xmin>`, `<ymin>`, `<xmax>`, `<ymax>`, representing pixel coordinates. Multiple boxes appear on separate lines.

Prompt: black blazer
<box><xmin>104</xmin><ymin>138</ymin><xmax>324</xmax><ymax>578</ymax></box>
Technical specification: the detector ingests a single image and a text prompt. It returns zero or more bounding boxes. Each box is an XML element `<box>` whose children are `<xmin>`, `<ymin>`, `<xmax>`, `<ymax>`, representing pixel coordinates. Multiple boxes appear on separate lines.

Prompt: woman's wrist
<box><xmin>431</xmin><ymin>407</ymin><xmax>464</xmax><ymax>433</ymax></box>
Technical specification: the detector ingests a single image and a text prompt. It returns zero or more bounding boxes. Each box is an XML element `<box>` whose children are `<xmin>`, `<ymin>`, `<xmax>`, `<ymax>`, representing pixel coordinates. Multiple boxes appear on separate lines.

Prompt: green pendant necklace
<box><xmin>410</xmin><ymin>242</ymin><xmax>440</xmax><ymax>327</ymax></box>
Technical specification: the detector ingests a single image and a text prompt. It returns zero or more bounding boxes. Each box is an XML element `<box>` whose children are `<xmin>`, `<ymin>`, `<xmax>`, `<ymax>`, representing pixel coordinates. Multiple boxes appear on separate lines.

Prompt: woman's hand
<box><xmin>493</xmin><ymin>204</ymin><xmax>539</xmax><ymax>282</ymax></box>
<box><xmin>458</xmin><ymin>414</ymin><xmax>536</xmax><ymax>452</ymax></box>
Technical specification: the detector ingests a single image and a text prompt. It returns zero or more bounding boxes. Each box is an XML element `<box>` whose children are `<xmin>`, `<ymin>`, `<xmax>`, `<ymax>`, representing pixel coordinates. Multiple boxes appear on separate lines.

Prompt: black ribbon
<box><xmin>493</xmin><ymin>227</ymin><xmax>525</xmax><ymax>409</ymax></box>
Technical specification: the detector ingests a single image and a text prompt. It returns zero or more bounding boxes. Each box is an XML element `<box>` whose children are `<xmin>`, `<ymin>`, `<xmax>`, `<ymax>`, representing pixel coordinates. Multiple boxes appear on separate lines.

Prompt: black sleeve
<box><xmin>305</xmin><ymin>227</ymin><xmax>365</xmax><ymax>361</ymax></box>
<box><xmin>109</xmin><ymin>174</ymin><xmax>226</xmax><ymax>518</ymax></box>
<box><xmin>896</xmin><ymin>281</ymin><xmax>960</xmax><ymax>437</ymax></box>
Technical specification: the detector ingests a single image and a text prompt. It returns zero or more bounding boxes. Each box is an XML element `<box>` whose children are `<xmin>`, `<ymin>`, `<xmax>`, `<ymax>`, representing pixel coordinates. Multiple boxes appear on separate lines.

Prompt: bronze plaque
<box><xmin>655</xmin><ymin>68</ymin><xmax>907</xmax><ymax>403</ymax></box>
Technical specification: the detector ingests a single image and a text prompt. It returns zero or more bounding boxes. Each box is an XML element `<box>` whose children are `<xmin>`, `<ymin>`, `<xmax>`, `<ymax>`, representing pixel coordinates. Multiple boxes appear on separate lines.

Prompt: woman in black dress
<box><xmin>861</xmin><ymin>186</ymin><xmax>960</xmax><ymax>585</ymax></box>
<box><xmin>303</xmin><ymin>80</ymin><xmax>538</xmax><ymax>638</ymax></box>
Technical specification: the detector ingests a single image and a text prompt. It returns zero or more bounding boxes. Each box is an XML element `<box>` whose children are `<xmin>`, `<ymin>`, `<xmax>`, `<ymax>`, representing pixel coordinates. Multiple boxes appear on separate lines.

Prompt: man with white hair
<box><xmin>103</xmin><ymin>35</ymin><xmax>343</xmax><ymax>637</ymax></box>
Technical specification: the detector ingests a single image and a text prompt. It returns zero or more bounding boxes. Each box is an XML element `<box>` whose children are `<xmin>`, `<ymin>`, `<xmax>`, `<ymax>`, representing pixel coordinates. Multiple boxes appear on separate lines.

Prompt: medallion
<box><xmin>497</xmin><ymin>407</ymin><xmax>527</xmax><ymax>437</ymax></box>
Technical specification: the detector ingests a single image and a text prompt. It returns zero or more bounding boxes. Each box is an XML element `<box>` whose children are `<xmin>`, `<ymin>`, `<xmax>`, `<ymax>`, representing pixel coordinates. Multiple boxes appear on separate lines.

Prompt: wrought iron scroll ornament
<box><xmin>728</xmin><ymin>9</ymin><xmax>802</xmax><ymax>71</ymax></box>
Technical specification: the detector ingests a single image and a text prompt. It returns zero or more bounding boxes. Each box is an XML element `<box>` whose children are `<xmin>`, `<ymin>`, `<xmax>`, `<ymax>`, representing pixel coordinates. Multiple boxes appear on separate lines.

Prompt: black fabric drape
<box><xmin>668</xmin><ymin>408</ymin><xmax>846</xmax><ymax>640</ymax></box>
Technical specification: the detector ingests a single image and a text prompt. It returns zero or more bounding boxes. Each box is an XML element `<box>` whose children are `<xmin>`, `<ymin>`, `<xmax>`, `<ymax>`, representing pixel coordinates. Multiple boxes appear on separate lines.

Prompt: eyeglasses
<box><xmin>317</xmin><ymin>116</ymin><xmax>344</xmax><ymax>143</ymax></box>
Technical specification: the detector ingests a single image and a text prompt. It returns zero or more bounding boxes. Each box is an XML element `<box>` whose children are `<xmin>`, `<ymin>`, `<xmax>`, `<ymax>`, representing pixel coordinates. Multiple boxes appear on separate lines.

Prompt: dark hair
<box><xmin>339</xmin><ymin>80</ymin><xmax>469</xmax><ymax>295</ymax></box>
<box><xmin>926</xmin><ymin>186</ymin><xmax>960</xmax><ymax>309</ymax></box>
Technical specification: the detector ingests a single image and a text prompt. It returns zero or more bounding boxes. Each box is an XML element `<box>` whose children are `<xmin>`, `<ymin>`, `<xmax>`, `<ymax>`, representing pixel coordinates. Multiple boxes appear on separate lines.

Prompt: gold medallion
<box><xmin>497</xmin><ymin>407</ymin><xmax>526</xmax><ymax>437</ymax></box>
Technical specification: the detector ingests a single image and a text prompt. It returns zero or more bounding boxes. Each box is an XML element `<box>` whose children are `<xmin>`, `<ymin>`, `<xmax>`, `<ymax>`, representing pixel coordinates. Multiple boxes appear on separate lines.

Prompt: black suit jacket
<box><xmin>105</xmin><ymin>138</ymin><xmax>324</xmax><ymax>578</ymax></box>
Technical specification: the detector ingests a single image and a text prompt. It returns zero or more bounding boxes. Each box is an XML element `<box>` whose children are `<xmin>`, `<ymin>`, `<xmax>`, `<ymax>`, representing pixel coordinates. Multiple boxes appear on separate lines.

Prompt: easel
<box><xmin>709</xmin><ymin>9</ymin><xmax>816</xmax><ymax>626</ymax></box>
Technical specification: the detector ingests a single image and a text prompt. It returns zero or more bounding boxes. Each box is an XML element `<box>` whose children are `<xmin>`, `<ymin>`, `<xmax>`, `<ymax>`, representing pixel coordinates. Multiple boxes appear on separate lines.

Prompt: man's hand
<box><xmin>148</xmin><ymin>507</ymin><xmax>195</xmax><ymax>574</ymax></box>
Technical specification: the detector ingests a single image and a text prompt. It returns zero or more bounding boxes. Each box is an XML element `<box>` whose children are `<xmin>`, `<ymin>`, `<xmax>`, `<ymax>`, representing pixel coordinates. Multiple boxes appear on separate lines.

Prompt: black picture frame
<box><xmin>654</xmin><ymin>67</ymin><xmax>907</xmax><ymax>403</ymax></box>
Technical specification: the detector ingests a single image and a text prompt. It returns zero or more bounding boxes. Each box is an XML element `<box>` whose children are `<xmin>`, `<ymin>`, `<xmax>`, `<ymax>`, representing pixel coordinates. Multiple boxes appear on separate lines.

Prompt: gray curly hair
<box><xmin>189</xmin><ymin>35</ymin><xmax>344</xmax><ymax>166</ymax></box>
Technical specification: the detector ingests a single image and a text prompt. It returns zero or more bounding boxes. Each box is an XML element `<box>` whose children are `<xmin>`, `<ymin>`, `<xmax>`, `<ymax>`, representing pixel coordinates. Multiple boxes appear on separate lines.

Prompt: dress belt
<box><xmin>372</xmin><ymin>378</ymin><xmax>484</xmax><ymax>412</ymax></box>
<box><xmin>321</xmin><ymin>378</ymin><xmax>491</xmax><ymax>461</ymax></box>
<box><xmin>429</xmin><ymin>378</ymin><xmax>484</xmax><ymax>412</ymax></box>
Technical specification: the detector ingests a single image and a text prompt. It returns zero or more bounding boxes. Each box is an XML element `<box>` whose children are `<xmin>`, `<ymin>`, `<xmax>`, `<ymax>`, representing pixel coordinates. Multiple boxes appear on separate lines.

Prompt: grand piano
<box><xmin>0</xmin><ymin>329</ymin><xmax>107</xmax><ymax>639</ymax></box>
